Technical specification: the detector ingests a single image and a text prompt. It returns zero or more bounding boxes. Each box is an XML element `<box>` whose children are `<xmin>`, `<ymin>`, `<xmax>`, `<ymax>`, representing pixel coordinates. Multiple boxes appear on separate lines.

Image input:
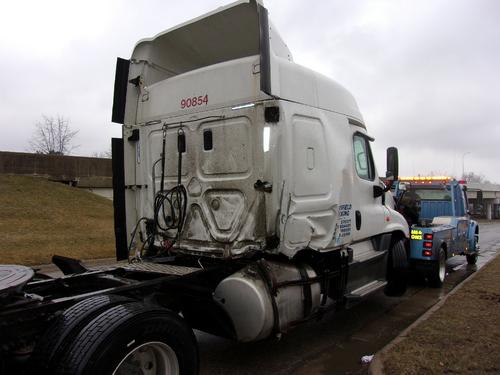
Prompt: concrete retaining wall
<box><xmin>0</xmin><ymin>151</ymin><xmax>112</xmax><ymax>181</ymax></box>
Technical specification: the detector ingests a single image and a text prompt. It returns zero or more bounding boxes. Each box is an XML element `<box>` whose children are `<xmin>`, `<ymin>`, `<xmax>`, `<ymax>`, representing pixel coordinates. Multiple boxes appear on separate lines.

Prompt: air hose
<box><xmin>128</xmin><ymin>125</ymin><xmax>188</xmax><ymax>261</ymax></box>
<box><xmin>151</xmin><ymin>125</ymin><xmax>187</xmax><ymax>254</ymax></box>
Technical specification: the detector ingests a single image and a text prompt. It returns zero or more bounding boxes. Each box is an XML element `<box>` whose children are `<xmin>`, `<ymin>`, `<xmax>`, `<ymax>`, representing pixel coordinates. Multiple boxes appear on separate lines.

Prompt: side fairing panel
<box><xmin>291</xmin><ymin>116</ymin><xmax>330</xmax><ymax>197</ymax></box>
<box><xmin>278</xmin><ymin>102</ymin><xmax>355</xmax><ymax>257</ymax></box>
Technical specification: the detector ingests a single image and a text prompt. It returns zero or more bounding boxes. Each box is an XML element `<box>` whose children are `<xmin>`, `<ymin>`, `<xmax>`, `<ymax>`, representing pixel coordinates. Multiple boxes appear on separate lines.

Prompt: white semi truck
<box><xmin>0</xmin><ymin>1</ymin><xmax>409</xmax><ymax>374</ymax></box>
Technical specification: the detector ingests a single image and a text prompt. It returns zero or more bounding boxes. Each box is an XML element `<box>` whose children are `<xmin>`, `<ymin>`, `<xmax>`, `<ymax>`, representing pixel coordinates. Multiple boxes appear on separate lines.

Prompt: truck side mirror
<box><xmin>373</xmin><ymin>185</ymin><xmax>385</xmax><ymax>198</ymax></box>
<box><xmin>386</xmin><ymin>147</ymin><xmax>399</xmax><ymax>181</ymax></box>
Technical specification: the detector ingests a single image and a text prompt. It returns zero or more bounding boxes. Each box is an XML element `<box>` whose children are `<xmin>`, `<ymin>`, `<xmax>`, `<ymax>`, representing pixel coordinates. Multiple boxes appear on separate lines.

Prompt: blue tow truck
<box><xmin>394</xmin><ymin>177</ymin><xmax>479</xmax><ymax>287</ymax></box>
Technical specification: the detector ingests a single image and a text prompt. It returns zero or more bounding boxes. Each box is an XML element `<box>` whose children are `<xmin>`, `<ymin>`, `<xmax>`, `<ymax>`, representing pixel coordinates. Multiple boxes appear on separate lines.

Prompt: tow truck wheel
<box><xmin>54</xmin><ymin>302</ymin><xmax>198</xmax><ymax>375</ymax></box>
<box><xmin>429</xmin><ymin>247</ymin><xmax>446</xmax><ymax>288</ymax></box>
<box><xmin>29</xmin><ymin>294</ymin><xmax>134</xmax><ymax>375</ymax></box>
<box><xmin>466</xmin><ymin>253</ymin><xmax>477</xmax><ymax>265</ymax></box>
<box><xmin>467</xmin><ymin>235</ymin><xmax>479</xmax><ymax>265</ymax></box>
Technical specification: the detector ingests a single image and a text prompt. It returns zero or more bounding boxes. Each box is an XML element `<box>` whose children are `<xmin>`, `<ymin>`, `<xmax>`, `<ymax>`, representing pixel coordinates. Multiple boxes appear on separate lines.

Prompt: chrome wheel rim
<box><xmin>438</xmin><ymin>250</ymin><xmax>446</xmax><ymax>282</ymax></box>
<box><xmin>113</xmin><ymin>341</ymin><xmax>179</xmax><ymax>375</ymax></box>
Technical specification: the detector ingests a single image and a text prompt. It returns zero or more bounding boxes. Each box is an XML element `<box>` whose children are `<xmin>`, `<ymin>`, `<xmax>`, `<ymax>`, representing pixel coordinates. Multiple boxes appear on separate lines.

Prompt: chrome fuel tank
<box><xmin>213</xmin><ymin>260</ymin><xmax>320</xmax><ymax>342</ymax></box>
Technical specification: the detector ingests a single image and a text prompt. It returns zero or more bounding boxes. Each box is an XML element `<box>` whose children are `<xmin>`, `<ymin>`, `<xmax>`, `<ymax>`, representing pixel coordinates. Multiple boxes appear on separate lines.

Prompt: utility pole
<box><xmin>462</xmin><ymin>151</ymin><xmax>471</xmax><ymax>180</ymax></box>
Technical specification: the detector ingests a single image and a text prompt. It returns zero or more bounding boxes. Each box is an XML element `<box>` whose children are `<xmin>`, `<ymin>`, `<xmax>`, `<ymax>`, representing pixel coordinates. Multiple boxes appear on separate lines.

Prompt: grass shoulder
<box><xmin>0</xmin><ymin>174</ymin><xmax>114</xmax><ymax>265</ymax></box>
<box><xmin>379</xmin><ymin>253</ymin><xmax>500</xmax><ymax>374</ymax></box>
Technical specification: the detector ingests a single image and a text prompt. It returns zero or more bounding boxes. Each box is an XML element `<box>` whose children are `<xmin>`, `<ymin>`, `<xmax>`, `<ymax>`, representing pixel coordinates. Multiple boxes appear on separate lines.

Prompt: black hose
<box><xmin>151</xmin><ymin>125</ymin><xmax>188</xmax><ymax>254</ymax></box>
<box><xmin>177</xmin><ymin>127</ymin><xmax>184</xmax><ymax>186</ymax></box>
<box><xmin>127</xmin><ymin>217</ymin><xmax>149</xmax><ymax>261</ymax></box>
<box><xmin>130</xmin><ymin>124</ymin><xmax>189</xmax><ymax>258</ymax></box>
<box><xmin>160</xmin><ymin>127</ymin><xmax>167</xmax><ymax>192</ymax></box>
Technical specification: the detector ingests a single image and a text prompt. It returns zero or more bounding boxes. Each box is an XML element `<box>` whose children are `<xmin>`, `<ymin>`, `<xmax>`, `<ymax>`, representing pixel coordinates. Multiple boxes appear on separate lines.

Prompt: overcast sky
<box><xmin>0</xmin><ymin>0</ymin><xmax>498</xmax><ymax>182</ymax></box>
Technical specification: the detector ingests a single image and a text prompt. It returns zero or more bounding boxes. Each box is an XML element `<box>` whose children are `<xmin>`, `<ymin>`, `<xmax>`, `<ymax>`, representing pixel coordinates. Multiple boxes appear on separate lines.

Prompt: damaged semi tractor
<box><xmin>0</xmin><ymin>1</ymin><xmax>409</xmax><ymax>374</ymax></box>
<box><xmin>112</xmin><ymin>0</ymin><xmax>410</xmax><ymax>353</ymax></box>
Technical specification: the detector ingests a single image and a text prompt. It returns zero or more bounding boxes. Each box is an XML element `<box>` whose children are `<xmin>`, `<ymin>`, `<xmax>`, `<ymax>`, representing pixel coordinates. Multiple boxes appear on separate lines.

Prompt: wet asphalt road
<box><xmin>197</xmin><ymin>221</ymin><xmax>500</xmax><ymax>375</ymax></box>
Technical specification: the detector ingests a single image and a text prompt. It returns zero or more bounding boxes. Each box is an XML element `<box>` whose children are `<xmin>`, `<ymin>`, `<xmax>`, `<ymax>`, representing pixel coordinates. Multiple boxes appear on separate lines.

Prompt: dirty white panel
<box><xmin>148</xmin><ymin>127</ymin><xmax>190</xmax><ymax>179</ymax></box>
<box><xmin>183</xmin><ymin>204</ymin><xmax>212</xmax><ymax>242</ymax></box>
<box><xmin>200</xmin><ymin>117</ymin><xmax>252</xmax><ymax>177</ymax></box>
<box><xmin>204</xmin><ymin>190</ymin><xmax>245</xmax><ymax>232</ymax></box>
<box><xmin>137</xmin><ymin>56</ymin><xmax>263</xmax><ymax>123</ymax></box>
<box><xmin>292</xmin><ymin>115</ymin><xmax>330</xmax><ymax>197</ymax></box>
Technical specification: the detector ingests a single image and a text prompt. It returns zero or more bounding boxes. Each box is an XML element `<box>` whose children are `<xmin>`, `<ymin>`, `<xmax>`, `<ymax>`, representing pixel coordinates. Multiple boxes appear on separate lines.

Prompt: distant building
<box><xmin>0</xmin><ymin>151</ymin><xmax>113</xmax><ymax>200</ymax></box>
<box><xmin>467</xmin><ymin>182</ymin><xmax>500</xmax><ymax>220</ymax></box>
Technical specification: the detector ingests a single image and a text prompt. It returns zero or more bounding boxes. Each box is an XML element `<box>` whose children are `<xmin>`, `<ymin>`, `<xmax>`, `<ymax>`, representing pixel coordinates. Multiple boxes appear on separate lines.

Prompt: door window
<box><xmin>353</xmin><ymin>134</ymin><xmax>375</xmax><ymax>181</ymax></box>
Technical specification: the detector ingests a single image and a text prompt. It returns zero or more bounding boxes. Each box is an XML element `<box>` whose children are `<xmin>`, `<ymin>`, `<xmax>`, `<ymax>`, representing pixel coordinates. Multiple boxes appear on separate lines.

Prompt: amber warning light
<box><xmin>399</xmin><ymin>176</ymin><xmax>451</xmax><ymax>184</ymax></box>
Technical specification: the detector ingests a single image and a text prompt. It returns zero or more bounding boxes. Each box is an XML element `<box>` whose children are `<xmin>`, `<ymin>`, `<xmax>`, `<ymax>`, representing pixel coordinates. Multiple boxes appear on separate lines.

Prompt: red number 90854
<box><xmin>181</xmin><ymin>94</ymin><xmax>208</xmax><ymax>109</ymax></box>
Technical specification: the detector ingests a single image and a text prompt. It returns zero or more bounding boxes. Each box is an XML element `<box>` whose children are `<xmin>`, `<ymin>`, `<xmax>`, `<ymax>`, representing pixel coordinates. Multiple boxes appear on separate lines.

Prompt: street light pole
<box><xmin>462</xmin><ymin>151</ymin><xmax>471</xmax><ymax>179</ymax></box>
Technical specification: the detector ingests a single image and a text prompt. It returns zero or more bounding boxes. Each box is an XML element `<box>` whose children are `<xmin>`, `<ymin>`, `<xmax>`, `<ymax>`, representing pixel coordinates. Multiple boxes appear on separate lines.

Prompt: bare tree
<box><xmin>91</xmin><ymin>149</ymin><xmax>112</xmax><ymax>159</ymax></box>
<box><xmin>462</xmin><ymin>172</ymin><xmax>491</xmax><ymax>184</ymax></box>
<box><xmin>29</xmin><ymin>115</ymin><xmax>79</xmax><ymax>155</ymax></box>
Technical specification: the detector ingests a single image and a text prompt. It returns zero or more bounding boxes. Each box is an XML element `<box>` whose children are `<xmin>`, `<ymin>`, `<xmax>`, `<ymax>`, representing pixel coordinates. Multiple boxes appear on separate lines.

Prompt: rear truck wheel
<box><xmin>428</xmin><ymin>247</ymin><xmax>446</xmax><ymax>288</ymax></box>
<box><xmin>466</xmin><ymin>234</ymin><xmax>479</xmax><ymax>265</ymax></box>
<box><xmin>466</xmin><ymin>253</ymin><xmax>478</xmax><ymax>265</ymax></box>
<box><xmin>384</xmin><ymin>239</ymin><xmax>408</xmax><ymax>297</ymax></box>
<box><xmin>29</xmin><ymin>295</ymin><xmax>134</xmax><ymax>375</ymax></box>
<box><xmin>54</xmin><ymin>302</ymin><xmax>198</xmax><ymax>375</ymax></box>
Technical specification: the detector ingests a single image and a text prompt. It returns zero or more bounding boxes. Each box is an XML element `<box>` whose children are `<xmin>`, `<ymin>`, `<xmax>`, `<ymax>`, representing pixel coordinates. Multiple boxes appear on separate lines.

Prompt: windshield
<box><xmin>409</xmin><ymin>187</ymin><xmax>451</xmax><ymax>201</ymax></box>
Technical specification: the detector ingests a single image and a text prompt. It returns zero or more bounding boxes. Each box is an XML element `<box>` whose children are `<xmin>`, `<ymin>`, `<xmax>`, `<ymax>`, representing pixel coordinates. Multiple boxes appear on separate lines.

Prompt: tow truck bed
<box><xmin>409</xmin><ymin>222</ymin><xmax>454</xmax><ymax>271</ymax></box>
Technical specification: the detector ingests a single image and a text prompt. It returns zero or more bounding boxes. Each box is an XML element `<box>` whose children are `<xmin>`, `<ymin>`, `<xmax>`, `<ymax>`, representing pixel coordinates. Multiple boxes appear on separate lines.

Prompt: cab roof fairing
<box><xmin>128</xmin><ymin>0</ymin><xmax>363</xmax><ymax>123</ymax></box>
<box><xmin>267</xmin><ymin>52</ymin><xmax>364</xmax><ymax>123</ymax></box>
<box><xmin>129</xmin><ymin>0</ymin><xmax>267</xmax><ymax>87</ymax></box>
<box><xmin>132</xmin><ymin>0</ymin><xmax>264</xmax><ymax>54</ymax></box>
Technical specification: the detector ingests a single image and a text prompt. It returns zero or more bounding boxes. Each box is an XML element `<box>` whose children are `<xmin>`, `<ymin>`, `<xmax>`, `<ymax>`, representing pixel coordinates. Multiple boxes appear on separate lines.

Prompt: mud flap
<box><xmin>112</xmin><ymin>138</ymin><xmax>128</xmax><ymax>261</ymax></box>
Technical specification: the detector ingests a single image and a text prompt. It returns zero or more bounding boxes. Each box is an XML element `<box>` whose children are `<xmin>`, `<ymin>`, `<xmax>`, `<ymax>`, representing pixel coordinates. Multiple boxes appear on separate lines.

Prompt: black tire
<box><xmin>467</xmin><ymin>234</ymin><xmax>479</xmax><ymax>265</ymax></box>
<box><xmin>466</xmin><ymin>253</ymin><xmax>477</xmax><ymax>265</ymax></box>
<box><xmin>54</xmin><ymin>302</ymin><xmax>198</xmax><ymax>375</ymax></box>
<box><xmin>29</xmin><ymin>295</ymin><xmax>134</xmax><ymax>375</ymax></box>
<box><xmin>384</xmin><ymin>239</ymin><xmax>408</xmax><ymax>297</ymax></box>
<box><xmin>428</xmin><ymin>247</ymin><xmax>446</xmax><ymax>288</ymax></box>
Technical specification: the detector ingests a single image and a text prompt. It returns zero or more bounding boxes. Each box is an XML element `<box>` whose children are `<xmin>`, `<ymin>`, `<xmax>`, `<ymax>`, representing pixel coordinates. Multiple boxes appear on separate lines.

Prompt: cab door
<box><xmin>351</xmin><ymin>132</ymin><xmax>386</xmax><ymax>241</ymax></box>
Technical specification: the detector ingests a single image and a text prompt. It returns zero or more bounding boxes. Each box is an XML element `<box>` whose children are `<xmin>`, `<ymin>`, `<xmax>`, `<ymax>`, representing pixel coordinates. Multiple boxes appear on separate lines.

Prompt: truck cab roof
<box><xmin>126</xmin><ymin>0</ymin><xmax>363</xmax><ymax>124</ymax></box>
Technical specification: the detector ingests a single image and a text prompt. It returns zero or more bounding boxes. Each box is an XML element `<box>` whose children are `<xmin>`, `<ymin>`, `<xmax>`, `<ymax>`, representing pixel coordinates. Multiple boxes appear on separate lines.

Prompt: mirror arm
<box><xmin>383</xmin><ymin>180</ymin><xmax>394</xmax><ymax>193</ymax></box>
